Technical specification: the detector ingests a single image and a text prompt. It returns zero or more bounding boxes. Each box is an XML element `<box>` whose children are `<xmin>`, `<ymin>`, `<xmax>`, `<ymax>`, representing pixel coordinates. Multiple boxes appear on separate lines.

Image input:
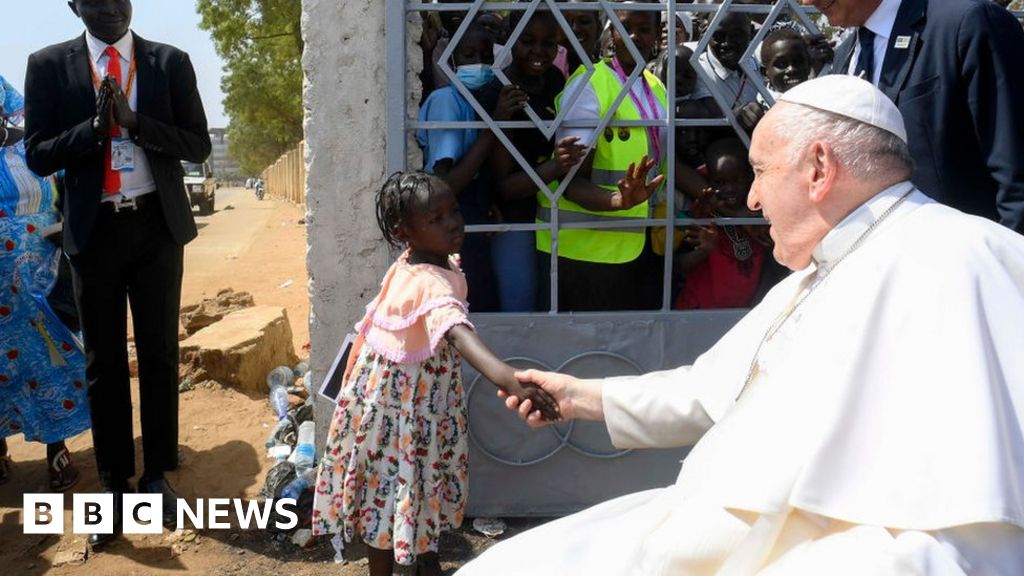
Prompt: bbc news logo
<box><xmin>23</xmin><ymin>494</ymin><xmax>299</xmax><ymax>534</ymax></box>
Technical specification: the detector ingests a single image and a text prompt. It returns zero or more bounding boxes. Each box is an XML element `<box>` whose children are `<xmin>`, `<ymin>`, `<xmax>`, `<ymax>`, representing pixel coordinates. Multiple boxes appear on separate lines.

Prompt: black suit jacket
<box><xmin>832</xmin><ymin>0</ymin><xmax>1024</xmax><ymax>234</ymax></box>
<box><xmin>24</xmin><ymin>32</ymin><xmax>211</xmax><ymax>255</ymax></box>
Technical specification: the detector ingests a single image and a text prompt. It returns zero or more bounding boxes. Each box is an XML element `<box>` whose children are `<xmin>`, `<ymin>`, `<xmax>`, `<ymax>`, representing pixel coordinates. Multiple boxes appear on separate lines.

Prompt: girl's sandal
<box><xmin>48</xmin><ymin>447</ymin><xmax>80</xmax><ymax>492</ymax></box>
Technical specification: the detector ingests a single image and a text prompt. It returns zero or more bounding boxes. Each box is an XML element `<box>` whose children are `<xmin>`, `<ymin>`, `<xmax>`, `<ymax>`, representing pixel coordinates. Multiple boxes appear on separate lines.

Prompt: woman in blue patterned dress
<box><xmin>0</xmin><ymin>74</ymin><xmax>89</xmax><ymax>490</ymax></box>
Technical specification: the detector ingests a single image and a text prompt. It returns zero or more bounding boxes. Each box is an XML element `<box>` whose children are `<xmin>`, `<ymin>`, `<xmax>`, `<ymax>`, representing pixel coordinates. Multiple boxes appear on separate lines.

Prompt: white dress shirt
<box><xmin>86</xmin><ymin>30</ymin><xmax>156</xmax><ymax>202</ymax></box>
<box><xmin>846</xmin><ymin>0</ymin><xmax>902</xmax><ymax>86</ymax></box>
<box><xmin>690</xmin><ymin>49</ymin><xmax>760</xmax><ymax>109</ymax></box>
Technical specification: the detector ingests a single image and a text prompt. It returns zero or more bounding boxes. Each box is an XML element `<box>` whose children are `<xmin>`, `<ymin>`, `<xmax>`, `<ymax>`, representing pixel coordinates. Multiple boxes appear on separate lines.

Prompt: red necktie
<box><xmin>103</xmin><ymin>46</ymin><xmax>122</xmax><ymax>196</ymax></box>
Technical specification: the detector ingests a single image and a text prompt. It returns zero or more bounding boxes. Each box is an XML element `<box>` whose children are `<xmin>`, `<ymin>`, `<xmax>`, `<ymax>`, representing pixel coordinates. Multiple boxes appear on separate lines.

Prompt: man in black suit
<box><xmin>807</xmin><ymin>0</ymin><xmax>1024</xmax><ymax>234</ymax></box>
<box><xmin>24</xmin><ymin>0</ymin><xmax>210</xmax><ymax>546</ymax></box>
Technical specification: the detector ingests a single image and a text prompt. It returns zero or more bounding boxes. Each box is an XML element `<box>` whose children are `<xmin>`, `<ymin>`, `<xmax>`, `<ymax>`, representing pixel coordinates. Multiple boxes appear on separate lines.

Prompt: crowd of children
<box><xmin>413</xmin><ymin>2</ymin><xmax>832</xmax><ymax>314</ymax></box>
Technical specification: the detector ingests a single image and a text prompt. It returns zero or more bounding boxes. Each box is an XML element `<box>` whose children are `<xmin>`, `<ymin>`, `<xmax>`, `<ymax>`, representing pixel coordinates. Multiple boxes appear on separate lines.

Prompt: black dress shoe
<box><xmin>88</xmin><ymin>491</ymin><xmax>124</xmax><ymax>548</ymax></box>
<box><xmin>138</xmin><ymin>477</ymin><xmax>178</xmax><ymax>527</ymax></box>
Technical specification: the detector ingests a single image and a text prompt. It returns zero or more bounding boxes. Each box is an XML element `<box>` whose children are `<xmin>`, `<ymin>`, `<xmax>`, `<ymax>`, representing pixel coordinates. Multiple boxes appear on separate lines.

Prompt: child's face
<box><xmin>708</xmin><ymin>154</ymin><xmax>754</xmax><ymax>210</ymax></box>
<box><xmin>438</xmin><ymin>0</ymin><xmax>465</xmax><ymax>36</ymax></box>
<box><xmin>564</xmin><ymin>9</ymin><xmax>601</xmax><ymax>56</ymax></box>
<box><xmin>400</xmin><ymin>183</ymin><xmax>465</xmax><ymax>260</ymax></box>
<box><xmin>454</xmin><ymin>31</ymin><xmax>495</xmax><ymax>67</ymax></box>
<box><xmin>710</xmin><ymin>14</ymin><xmax>752</xmax><ymax>71</ymax></box>
<box><xmin>613</xmin><ymin>11</ymin><xmax>659</xmax><ymax>67</ymax></box>
<box><xmin>675</xmin><ymin>47</ymin><xmax>698</xmax><ymax>97</ymax></box>
<box><xmin>764</xmin><ymin>39</ymin><xmax>811</xmax><ymax>93</ymax></box>
<box><xmin>513</xmin><ymin>18</ymin><xmax>560</xmax><ymax>77</ymax></box>
<box><xmin>477</xmin><ymin>13</ymin><xmax>506</xmax><ymax>45</ymax></box>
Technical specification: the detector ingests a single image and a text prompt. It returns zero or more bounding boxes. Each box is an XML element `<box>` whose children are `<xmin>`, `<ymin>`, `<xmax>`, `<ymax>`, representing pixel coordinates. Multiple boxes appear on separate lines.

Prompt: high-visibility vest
<box><xmin>536</xmin><ymin>60</ymin><xmax>667</xmax><ymax>264</ymax></box>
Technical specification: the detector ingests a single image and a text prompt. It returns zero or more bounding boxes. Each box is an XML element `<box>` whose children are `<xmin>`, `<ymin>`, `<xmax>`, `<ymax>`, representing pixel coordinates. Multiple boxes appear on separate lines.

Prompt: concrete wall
<box><xmin>303</xmin><ymin>0</ymin><xmax>388</xmax><ymax>447</ymax></box>
<box><xmin>302</xmin><ymin>0</ymin><xmax>423</xmax><ymax>449</ymax></box>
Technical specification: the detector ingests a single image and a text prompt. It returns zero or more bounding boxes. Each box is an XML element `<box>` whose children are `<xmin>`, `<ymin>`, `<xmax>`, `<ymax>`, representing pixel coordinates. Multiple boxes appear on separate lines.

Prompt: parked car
<box><xmin>182</xmin><ymin>160</ymin><xmax>216</xmax><ymax>214</ymax></box>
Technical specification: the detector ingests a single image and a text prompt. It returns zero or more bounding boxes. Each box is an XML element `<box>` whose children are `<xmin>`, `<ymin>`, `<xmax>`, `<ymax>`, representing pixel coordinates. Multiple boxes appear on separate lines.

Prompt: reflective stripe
<box><xmin>536</xmin><ymin>206</ymin><xmax>640</xmax><ymax>225</ymax></box>
<box><xmin>591</xmin><ymin>168</ymin><xmax>629</xmax><ymax>187</ymax></box>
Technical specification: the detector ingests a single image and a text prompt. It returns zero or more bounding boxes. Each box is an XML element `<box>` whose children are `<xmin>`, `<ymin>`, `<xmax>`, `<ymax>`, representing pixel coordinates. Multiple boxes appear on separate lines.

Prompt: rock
<box><xmin>179</xmin><ymin>306</ymin><xmax>299</xmax><ymax>394</ymax></box>
<box><xmin>288</xmin><ymin>393</ymin><xmax>305</xmax><ymax>408</ymax></box>
<box><xmin>291</xmin><ymin>529</ymin><xmax>313</xmax><ymax>548</ymax></box>
<box><xmin>180</xmin><ymin>289</ymin><xmax>256</xmax><ymax>336</ymax></box>
<box><xmin>472</xmin><ymin>517</ymin><xmax>507</xmax><ymax>538</ymax></box>
<box><xmin>53</xmin><ymin>539</ymin><xmax>88</xmax><ymax>566</ymax></box>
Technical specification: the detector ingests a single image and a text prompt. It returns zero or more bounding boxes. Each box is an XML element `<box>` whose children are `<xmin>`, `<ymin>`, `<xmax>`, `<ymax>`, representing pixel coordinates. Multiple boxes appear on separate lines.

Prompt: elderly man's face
<box><xmin>801</xmin><ymin>0</ymin><xmax>881</xmax><ymax>28</ymax></box>
<box><xmin>747</xmin><ymin>105</ymin><xmax>823</xmax><ymax>270</ymax></box>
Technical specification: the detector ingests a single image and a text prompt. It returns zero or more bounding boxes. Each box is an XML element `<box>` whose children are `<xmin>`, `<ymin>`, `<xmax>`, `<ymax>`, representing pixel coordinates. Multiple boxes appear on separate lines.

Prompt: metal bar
<box><xmin>386</xmin><ymin>0</ymin><xmax>408</xmax><ymax>174</ymax></box>
<box><xmin>663</xmin><ymin>0</ymin><xmax>677</xmax><ymax>312</ymax></box>
<box><xmin>408</xmin><ymin>2</ymin><xmax>818</xmax><ymax>14</ymax></box>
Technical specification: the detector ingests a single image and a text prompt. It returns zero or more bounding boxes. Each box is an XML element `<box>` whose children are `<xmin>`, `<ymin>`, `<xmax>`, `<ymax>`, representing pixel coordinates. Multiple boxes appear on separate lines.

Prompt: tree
<box><xmin>196</xmin><ymin>0</ymin><xmax>303</xmax><ymax>175</ymax></box>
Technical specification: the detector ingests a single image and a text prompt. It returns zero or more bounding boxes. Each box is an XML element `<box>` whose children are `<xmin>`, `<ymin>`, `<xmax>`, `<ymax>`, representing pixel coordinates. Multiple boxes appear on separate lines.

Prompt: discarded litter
<box><xmin>278</xmin><ymin>279</ymin><xmax>294</xmax><ymax>289</ymax></box>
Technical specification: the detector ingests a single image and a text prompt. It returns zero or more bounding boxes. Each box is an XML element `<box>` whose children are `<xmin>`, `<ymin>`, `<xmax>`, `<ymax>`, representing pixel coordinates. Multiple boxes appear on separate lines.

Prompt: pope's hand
<box><xmin>498</xmin><ymin>369</ymin><xmax>580</xmax><ymax>428</ymax></box>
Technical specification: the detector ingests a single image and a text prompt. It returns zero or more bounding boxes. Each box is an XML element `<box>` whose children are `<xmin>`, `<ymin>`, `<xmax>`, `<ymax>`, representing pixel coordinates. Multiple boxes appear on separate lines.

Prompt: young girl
<box><xmin>311</xmin><ymin>172</ymin><xmax>560</xmax><ymax>576</ymax></box>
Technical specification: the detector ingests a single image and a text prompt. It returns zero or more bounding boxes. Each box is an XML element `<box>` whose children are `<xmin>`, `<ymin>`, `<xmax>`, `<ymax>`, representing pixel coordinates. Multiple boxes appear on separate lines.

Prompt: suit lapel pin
<box><xmin>894</xmin><ymin>36</ymin><xmax>912</xmax><ymax>49</ymax></box>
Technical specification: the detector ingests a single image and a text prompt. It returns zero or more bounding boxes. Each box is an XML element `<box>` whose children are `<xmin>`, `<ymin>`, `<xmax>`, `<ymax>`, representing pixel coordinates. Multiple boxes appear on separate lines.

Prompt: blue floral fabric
<box><xmin>0</xmin><ymin>103</ymin><xmax>89</xmax><ymax>444</ymax></box>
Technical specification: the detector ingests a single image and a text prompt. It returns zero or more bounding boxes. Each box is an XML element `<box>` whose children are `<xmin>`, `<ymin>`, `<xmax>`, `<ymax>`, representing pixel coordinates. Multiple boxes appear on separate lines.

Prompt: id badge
<box><xmin>110</xmin><ymin>138</ymin><xmax>135</xmax><ymax>172</ymax></box>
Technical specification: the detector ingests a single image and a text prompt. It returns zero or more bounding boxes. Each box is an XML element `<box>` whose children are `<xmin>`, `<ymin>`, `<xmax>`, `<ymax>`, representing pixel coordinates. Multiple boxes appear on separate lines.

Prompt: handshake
<box><xmin>497</xmin><ymin>370</ymin><xmax>596</xmax><ymax>427</ymax></box>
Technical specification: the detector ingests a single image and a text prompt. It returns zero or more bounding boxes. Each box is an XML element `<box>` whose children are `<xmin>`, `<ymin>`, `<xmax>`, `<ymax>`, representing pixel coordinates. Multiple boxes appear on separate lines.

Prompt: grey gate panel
<box><xmin>463</xmin><ymin>311</ymin><xmax>745</xmax><ymax>515</ymax></box>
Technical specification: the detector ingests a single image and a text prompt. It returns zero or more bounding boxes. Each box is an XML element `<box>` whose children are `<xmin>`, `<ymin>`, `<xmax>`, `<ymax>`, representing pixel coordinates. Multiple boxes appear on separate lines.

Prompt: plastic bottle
<box><xmin>266</xmin><ymin>365</ymin><xmax>294</xmax><ymax>391</ymax></box>
<box><xmin>268</xmin><ymin>384</ymin><xmax>290</xmax><ymax>421</ymax></box>
<box><xmin>280</xmin><ymin>467</ymin><xmax>317</xmax><ymax>502</ymax></box>
<box><xmin>293</xmin><ymin>420</ymin><xmax>316</xmax><ymax>469</ymax></box>
<box><xmin>294</xmin><ymin>361</ymin><xmax>310</xmax><ymax>378</ymax></box>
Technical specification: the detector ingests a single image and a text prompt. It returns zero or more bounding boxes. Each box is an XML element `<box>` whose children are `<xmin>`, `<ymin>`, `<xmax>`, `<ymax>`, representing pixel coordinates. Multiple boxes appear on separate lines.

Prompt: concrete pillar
<box><xmin>302</xmin><ymin>0</ymin><xmax>424</xmax><ymax>449</ymax></box>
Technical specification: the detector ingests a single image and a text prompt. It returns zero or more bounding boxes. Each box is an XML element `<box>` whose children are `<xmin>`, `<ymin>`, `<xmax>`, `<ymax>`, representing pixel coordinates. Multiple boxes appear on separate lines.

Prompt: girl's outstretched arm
<box><xmin>446</xmin><ymin>325</ymin><xmax>561</xmax><ymax>421</ymax></box>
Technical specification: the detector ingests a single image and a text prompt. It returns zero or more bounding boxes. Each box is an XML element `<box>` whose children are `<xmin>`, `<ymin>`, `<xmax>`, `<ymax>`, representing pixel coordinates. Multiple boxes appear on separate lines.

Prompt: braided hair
<box><xmin>375</xmin><ymin>171</ymin><xmax>438</xmax><ymax>248</ymax></box>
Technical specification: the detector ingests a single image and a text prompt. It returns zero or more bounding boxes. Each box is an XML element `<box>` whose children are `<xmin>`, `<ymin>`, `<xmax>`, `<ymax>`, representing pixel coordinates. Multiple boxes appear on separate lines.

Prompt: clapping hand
<box><xmin>680</xmin><ymin>224</ymin><xmax>718</xmax><ymax>255</ymax></box>
<box><xmin>105</xmin><ymin>76</ymin><xmax>138</xmax><ymax>131</ymax></box>
<box><xmin>554</xmin><ymin>136</ymin><xmax>587</xmax><ymax>170</ymax></box>
<box><xmin>94</xmin><ymin>79</ymin><xmax>114</xmax><ymax>137</ymax></box>
<box><xmin>612</xmin><ymin>155</ymin><xmax>664</xmax><ymax>210</ymax></box>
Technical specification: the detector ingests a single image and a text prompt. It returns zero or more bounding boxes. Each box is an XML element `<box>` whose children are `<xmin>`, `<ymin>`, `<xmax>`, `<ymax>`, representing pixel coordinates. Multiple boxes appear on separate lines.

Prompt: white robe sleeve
<box><xmin>601</xmin><ymin>367</ymin><xmax>715</xmax><ymax>449</ymax></box>
<box><xmin>599</xmin><ymin>269</ymin><xmax>808</xmax><ymax>451</ymax></box>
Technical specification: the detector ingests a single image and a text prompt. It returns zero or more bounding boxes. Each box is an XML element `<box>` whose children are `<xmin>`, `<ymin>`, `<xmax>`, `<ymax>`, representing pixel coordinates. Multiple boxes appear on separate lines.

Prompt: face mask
<box><xmin>455</xmin><ymin>64</ymin><xmax>494</xmax><ymax>91</ymax></box>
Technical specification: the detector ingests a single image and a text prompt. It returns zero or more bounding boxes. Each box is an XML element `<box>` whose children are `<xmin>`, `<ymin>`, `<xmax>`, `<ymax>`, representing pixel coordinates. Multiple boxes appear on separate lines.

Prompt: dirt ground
<box><xmin>0</xmin><ymin>190</ymin><xmax>537</xmax><ymax>575</ymax></box>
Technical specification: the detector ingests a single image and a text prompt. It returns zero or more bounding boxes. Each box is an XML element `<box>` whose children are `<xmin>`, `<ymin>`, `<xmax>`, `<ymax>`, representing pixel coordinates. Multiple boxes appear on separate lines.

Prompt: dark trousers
<box><xmin>538</xmin><ymin>241</ymin><xmax>663</xmax><ymax>312</ymax></box>
<box><xmin>69</xmin><ymin>195</ymin><xmax>183</xmax><ymax>489</ymax></box>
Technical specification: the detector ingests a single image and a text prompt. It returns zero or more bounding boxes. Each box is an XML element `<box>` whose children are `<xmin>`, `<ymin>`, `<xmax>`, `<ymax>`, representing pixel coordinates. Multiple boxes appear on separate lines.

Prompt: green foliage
<box><xmin>196</xmin><ymin>0</ymin><xmax>302</xmax><ymax>175</ymax></box>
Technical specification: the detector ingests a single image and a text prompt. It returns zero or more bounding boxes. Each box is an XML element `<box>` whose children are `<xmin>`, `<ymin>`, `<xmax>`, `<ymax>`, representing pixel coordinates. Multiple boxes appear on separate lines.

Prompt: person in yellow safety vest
<box><xmin>538</xmin><ymin>3</ymin><xmax>706</xmax><ymax>311</ymax></box>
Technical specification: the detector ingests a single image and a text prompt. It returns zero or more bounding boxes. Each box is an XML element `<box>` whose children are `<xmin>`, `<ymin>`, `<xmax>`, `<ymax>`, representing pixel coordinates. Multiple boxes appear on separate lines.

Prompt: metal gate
<box><xmin>383</xmin><ymin>0</ymin><xmax>822</xmax><ymax>516</ymax></box>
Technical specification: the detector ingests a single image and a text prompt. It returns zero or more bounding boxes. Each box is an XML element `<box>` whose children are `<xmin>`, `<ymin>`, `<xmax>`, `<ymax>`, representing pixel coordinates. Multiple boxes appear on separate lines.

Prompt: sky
<box><xmin>1</xmin><ymin>2</ymin><xmax>229</xmax><ymax>127</ymax></box>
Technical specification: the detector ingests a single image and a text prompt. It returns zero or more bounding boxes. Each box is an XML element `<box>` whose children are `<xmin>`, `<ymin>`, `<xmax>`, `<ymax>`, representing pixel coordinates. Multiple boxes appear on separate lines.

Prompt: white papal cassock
<box><xmin>458</xmin><ymin>183</ymin><xmax>1024</xmax><ymax>575</ymax></box>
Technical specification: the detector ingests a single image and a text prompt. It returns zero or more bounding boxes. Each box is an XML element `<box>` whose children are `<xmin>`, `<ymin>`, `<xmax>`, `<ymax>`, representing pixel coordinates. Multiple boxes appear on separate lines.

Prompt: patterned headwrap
<box><xmin>0</xmin><ymin>74</ymin><xmax>26</xmax><ymax>124</ymax></box>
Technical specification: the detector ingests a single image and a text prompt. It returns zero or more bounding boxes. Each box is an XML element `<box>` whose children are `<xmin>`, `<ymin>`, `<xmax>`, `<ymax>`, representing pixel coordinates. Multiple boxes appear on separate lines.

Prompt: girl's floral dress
<box><xmin>312</xmin><ymin>251</ymin><xmax>472</xmax><ymax>566</ymax></box>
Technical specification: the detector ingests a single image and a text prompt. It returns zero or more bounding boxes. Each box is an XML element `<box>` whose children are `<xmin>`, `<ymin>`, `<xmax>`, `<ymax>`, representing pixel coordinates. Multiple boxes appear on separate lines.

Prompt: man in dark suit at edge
<box><xmin>24</xmin><ymin>0</ymin><xmax>211</xmax><ymax>546</ymax></box>
<box><xmin>806</xmin><ymin>0</ymin><xmax>1024</xmax><ymax>234</ymax></box>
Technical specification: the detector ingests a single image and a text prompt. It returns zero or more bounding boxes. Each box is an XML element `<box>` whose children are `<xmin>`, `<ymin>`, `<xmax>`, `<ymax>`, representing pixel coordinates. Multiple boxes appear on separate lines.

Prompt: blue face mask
<box><xmin>455</xmin><ymin>64</ymin><xmax>494</xmax><ymax>91</ymax></box>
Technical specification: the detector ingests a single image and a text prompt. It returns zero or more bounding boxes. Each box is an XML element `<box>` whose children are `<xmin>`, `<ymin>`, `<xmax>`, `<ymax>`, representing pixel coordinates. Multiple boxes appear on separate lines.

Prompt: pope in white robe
<box><xmin>456</xmin><ymin>76</ymin><xmax>1024</xmax><ymax>575</ymax></box>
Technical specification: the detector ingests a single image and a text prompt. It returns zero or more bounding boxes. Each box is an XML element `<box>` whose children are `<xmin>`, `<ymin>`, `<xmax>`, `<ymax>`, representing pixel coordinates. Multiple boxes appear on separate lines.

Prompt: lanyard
<box><xmin>732</xmin><ymin>75</ymin><xmax>748</xmax><ymax>109</ymax></box>
<box><xmin>610</xmin><ymin>57</ymin><xmax>662</xmax><ymax>167</ymax></box>
<box><xmin>89</xmin><ymin>48</ymin><xmax>137</xmax><ymax>98</ymax></box>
